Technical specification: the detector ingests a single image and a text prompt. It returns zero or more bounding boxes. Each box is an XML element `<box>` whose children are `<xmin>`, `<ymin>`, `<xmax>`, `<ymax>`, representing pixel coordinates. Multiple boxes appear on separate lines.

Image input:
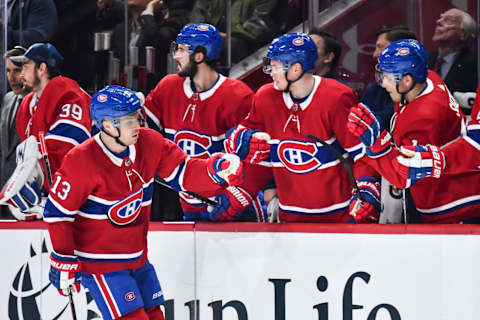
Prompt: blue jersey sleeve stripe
<box><xmin>47</xmin><ymin>121</ymin><xmax>90</xmax><ymax>145</ymax></box>
<box><xmin>164</xmin><ymin>159</ymin><xmax>187</xmax><ymax>191</ymax></box>
<box><xmin>43</xmin><ymin>197</ymin><xmax>76</xmax><ymax>219</ymax></box>
<box><xmin>345</xmin><ymin>143</ymin><xmax>365</xmax><ymax>162</ymax></box>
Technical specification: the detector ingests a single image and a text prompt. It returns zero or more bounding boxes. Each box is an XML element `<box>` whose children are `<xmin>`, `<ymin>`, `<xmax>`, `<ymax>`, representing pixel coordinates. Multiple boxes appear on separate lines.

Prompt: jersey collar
<box><xmin>94</xmin><ymin>133</ymin><xmax>137</xmax><ymax>167</ymax></box>
<box><xmin>183</xmin><ymin>74</ymin><xmax>226</xmax><ymax>101</ymax></box>
<box><xmin>282</xmin><ymin>75</ymin><xmax>321</xmax><ymax>111</ymax></box>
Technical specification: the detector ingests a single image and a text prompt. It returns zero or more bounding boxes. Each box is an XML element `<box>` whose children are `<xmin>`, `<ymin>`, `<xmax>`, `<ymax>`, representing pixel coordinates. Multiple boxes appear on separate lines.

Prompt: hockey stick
<box><xmin>154</xmin><ymin>175</ymin><xmax>217</xmax><ymax>206</ymax></box>
<box><xmin>38</xmin><ymin>132</ymin><xmax>78</xmax><ymax>320</ymax></box>
<box><xmin>38</xmin><ymin>132</ymin><xmax>53</xmax><ymax>187</ymax></box>
<box><xmin>305</xmin><ymin>134</ymin><xmax>364</xmax><ymax>203</ymax></box>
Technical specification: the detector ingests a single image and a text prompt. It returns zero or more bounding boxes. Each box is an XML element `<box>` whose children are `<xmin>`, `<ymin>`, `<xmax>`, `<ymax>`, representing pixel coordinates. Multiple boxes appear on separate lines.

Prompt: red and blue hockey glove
<box><xmin>393</xmin><ymin>145</ymin><xmax>446</xmax><ymax>185</ymax></box>
<box><xmin>349</xmin><ymin>177</ymin><xmax>381</xmax><ymax>223</ymax></box>
<box><xmin>207</xmin><ymin>153</ymin><xmax>244</xmax><ymax>186</ymax></box>
<box><xmin>207</xmin><ymin>186</ymin><xmax>252</xmax><ymax>221</ymax></box>
<box><xmin>49</xmin><ymin>251</ymin><xmax>81</xmax><ymax>296</ymax></box>
<box><xmin>225</xmin><ymin>126</ymin><xmax>271</xmax><ymax>164</ymax></box>
<box><xmin>347</xmin><ymin>103</ymin><xmax>392</xmax><ymax>157</ymax></box>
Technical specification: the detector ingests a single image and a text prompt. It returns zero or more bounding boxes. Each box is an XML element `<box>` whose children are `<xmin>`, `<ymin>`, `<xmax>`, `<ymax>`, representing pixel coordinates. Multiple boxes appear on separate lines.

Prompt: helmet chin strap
<box><xmin>396</xmin><ymin>78</ymin><xmax>416</xmax><ymax>105</ymax></box>
<box><xmin>283</xmin><ymin>70</ymin><xmax>306</xmax><ymax>93</ymax></box>
<box><xmin>102</xmin><ymin>126</ymin><xmax>128</xmax><ymax>147</ymax></box>
<box><xmin>187</xmin><ymin>53</ymin><xmax>205</xmax><ymax>80</ymax></box>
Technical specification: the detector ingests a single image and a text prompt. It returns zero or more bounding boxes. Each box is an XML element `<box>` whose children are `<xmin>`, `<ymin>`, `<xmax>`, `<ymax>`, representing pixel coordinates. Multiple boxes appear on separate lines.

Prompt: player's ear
<box><xmin>194</xmin><ymin>51</ymin><xmax>205</xmax><ymax>63</ymax></box>
<box><xmin>324</xmin><ymin>52</ymin><xmax>334</xmax><ymax>64</ymax></box>
<box><xmin>102</xmin><ymin>119</ymin><xmax>114</xmax><ymax>133</ymax></box>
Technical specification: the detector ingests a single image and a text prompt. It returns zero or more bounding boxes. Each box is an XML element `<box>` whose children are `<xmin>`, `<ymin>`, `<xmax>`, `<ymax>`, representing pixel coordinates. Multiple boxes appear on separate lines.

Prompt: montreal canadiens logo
<box><xmin>277</xmin><ymin>140</ymin><xmax>321</xmax><ymax>173</ymax></box>
<box><xmin>97</xmin><ymin>94</ymin><xmax>107</xmax><ymax>102</ymax></box>
<box><xmin>125</xmin><ymin>292</ymin><xmax>136</xmax><ymax>301</ymax></box>
<box><xmin>174</xmin><ymin>130</ymin><xmax>212</xmax><ymax>158</ymax></box>
<box><xmin>197</xmin><ymin>24</ymin><xmax>210</xmax><ymax>31</ymax></box>
<box><xmin>397</xmin><ymin>48</ymin><xmax>410</xmax><ymax>56</ymax></box>
<box><xmin>292</xmin><ymin>37</ymin><xmax>304</xmax><ymax>46</ymax></box>
<box><xmin>108</xmin><ymin>188</ymin><xmax>144</xmax><ymax>225</ymax></box>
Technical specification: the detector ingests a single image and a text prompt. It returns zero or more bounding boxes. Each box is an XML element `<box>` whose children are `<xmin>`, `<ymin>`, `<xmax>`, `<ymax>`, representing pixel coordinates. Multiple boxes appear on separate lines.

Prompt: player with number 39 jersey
<box><xmin>15</xmin><ymin>43</ymin><xmax>91</xmax><ymax>191</ymax></box>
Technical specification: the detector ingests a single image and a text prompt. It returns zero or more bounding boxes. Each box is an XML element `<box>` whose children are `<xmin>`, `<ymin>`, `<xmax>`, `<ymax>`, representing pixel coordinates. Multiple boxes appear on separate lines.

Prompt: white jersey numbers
<box><xmin>51</xmin><ymin>175</ymin><xmax>72</xmax><ymax>200</ymax></box>
<box><xmin>60</xmin><ymin>104</ymin><xmax>83</xmax><ymax>121</ymax></box>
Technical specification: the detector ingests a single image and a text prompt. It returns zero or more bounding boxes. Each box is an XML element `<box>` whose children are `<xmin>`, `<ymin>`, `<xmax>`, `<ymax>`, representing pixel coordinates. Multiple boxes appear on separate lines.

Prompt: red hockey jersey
<box><xmin>16</xmin><ymin>76</ymin><xmax>91</xmax><ymax>190</ymax></box>
<box><xmin>441</xmin><ymin>83</ymin><xmax>480</xmax><ymax>175</ymax></box>
<box><xmin>365</xmin><ymin>72</ymin><xmax>480</xmax><ymax>222</ymax></box>
<box><xmin>144</xmin><ymin>74</ymin><xmax>271</xmax><ymax>218</ymax></box>
<box><xmin>44</xmin><ymin>128</ymin><xmax>227</xmax><ymax>274</ymax></box>
<box><xmin>241</xmin><ymin>76</ymin><xmax>375</xmax><ymax>222</ymax></box>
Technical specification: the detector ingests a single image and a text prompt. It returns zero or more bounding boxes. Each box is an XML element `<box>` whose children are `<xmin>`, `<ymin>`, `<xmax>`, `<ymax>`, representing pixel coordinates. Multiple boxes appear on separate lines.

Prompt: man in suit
<box><xmin>6</xmin><ymin>0</ymin><xmax>58</xmax><ymax>48</ymax></box>
<box><xmin>0</xmin><ymin>46</ymin><xmax>32</xmax><ymax>218</ymax></box>
<box><xmin>429</xmin><ymin>8</ymin><xmax>477</xmax><ymax>115</ymax></box>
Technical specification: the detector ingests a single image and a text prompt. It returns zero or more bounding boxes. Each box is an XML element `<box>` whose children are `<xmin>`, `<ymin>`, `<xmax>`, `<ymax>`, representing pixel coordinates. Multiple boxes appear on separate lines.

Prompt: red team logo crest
<box><xmin>277</xmin><ymin>141</ymin><xmax>321</xmax><ymax>173</ymax></box>
<box><xmin>397</xmin><ymin>48</ymin><xmax>410</xmax><ymax>56</ymax></box>
<box><xmin>293</xmin><ymin>37</ymin><xmax>304</xmax><ymax>46</ymax></box>
<box><xmin>108</xmin><ymin>188</ymin><xmax>144</xmax><ymax>225</ymax></box>
<box><xmin>125</xmin><ymin>292</ymin><xmax>136</xmax><ymax>301</ymax></box>
<box><xmin>197</xmin><ymin>24</ymin><xmax>210</xmax><ymax>31</ymax></box>
<box><xmin>174</xmin><ymin>130</ymin><xmax>212</xmax><ymax>158</ymax></box>
<box><xmin>97</xmin><ymin>94</ymin><xmax>107</xmax><ymax>102</ymax></box>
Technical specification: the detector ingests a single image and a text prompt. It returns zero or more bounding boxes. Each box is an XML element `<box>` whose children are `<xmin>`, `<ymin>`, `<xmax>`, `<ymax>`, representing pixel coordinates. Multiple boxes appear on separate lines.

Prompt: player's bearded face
<box><xmin>20</xmin><ymin>61</ymin><xmax>40</xmax><ymax>92</ymax></box>
<box><xmin>177</xmin><ymin>56</ymin><xmax>197</xmax><ymax>78</ymax></box>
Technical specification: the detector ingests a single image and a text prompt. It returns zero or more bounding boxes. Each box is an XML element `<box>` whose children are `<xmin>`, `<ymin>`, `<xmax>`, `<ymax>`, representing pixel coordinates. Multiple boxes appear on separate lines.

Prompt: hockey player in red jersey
<box><xmin>0</xmin><ymin>43</ymin><xmax>91</xmax><ymax>220</ymax></box>
<box><xmin>348</xmin><ymin>39</ymin><xmax>480</xmax><ymax>223</ymax></box>
<box><xmin>44</xmin><ymin>85</ymin><xmax>244</xmax><ymax>319</ymax></box>
<box><xmin>393</xmin><ymin>83</ymin><xmax>480</xmax><ymax>196</ymax></box>
<box><xmin>225</xmin><ymin>33</ymin><xmax>380</xmax><ymax>223</ymax></box>
<box><xmin>144</xmin><ymin>24</ymin><xmax>271</xmax><ymax>221</ymax></box>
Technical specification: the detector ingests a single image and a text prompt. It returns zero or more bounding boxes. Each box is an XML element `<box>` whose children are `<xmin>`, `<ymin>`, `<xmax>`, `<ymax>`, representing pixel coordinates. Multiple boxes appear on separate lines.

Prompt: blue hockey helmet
<box><xmin>264</xmin><ymin>33</ymin><xmax>318</xmax><ymax>73</ymax></box>
<box><xmin>91</xmin><ymin>85</ymin><xmax>141</xmax><ymax>129</ymax></box>
<box><xmin>378</xmin><ymin>39</ymin><xmax>428</xmax><ymax>83</ymax></box>
<box><xmin>174</xmin><ymin>24</ymin><xmax>222</xmax><ymax>61</ymax></box>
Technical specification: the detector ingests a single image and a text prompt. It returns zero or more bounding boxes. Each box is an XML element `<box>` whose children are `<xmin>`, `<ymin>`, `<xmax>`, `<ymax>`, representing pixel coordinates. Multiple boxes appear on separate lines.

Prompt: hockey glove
<box><xmin>6</xmin><ymin>181</ymin><xmax>45</xmax><ymax>220</ymax></box>
<box><xmin>207</xmin><ymin>186</ymin><xmax>252</xmax><ymax>221</ymax></box>
<box><xmin>225</xmin><ymin>126</ymin><xmax>271</xmax><ymax>164</ymax></box>
<box><xmin>394</xmin><ymin>145</ymin><xmax>446</xmax><ymax>185</ymax></box>
<box><xmin>348</xmin><ymin>103</ymin><xmax>392</xmax><ymax>157</ymax></box>
<box><xmin>207</xmin><ymin>153</ymin><xmax>244</xmax><ymax>186</ymax></box>
<box><xmin>49</xmin><ymin>251</ymin><xmax>81</xmax><ymax>296</ymax></box>
<box><xmin>349</xmin><ymin>177</ymin><xmax>381</xmax><ymax>223</ymax></box>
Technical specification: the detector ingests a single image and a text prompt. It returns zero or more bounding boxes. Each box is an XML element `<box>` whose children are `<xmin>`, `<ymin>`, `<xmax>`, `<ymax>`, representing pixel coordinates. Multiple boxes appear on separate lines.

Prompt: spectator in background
<box><xmin>308</xmin><ymin>28</ymin><xmax>343</xmax><ymax>81</ymax></box>
<box><xmin>362</xmin><ymin>25</ymin><xmax>416</xmax><ymax>131</ymax></box>
<box><xmin>0</xmin><ymin>46</ymin><xmax>32</xmax><ymax>219</ymax></box>
<box><xmin>429</xmin><ymin>8</ymin><xmax>477</xmax><ymax>115</ymax></box>
<box><xmin>6</xmin><ymin>0</ymin><xmax>58</xmax><ymax>49</ymax></box>
<box><xmin>136</xmin><ymin>0</ymin><xmax>194</xmax><ymax>79</ymax></box>
<box><xmin>109</xmin><ymin>0</ymin><xmax>193</xmax><ymax>82</ymax></box>
<box><xmin>96</xmin><ymin>0</ymin><xmax>124</xmax><ymax>31</ymax></box>
<box><xmin>190</xmin><ymin>0</ymin><xmax>281</xmax><ymax>65</ymax></box>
